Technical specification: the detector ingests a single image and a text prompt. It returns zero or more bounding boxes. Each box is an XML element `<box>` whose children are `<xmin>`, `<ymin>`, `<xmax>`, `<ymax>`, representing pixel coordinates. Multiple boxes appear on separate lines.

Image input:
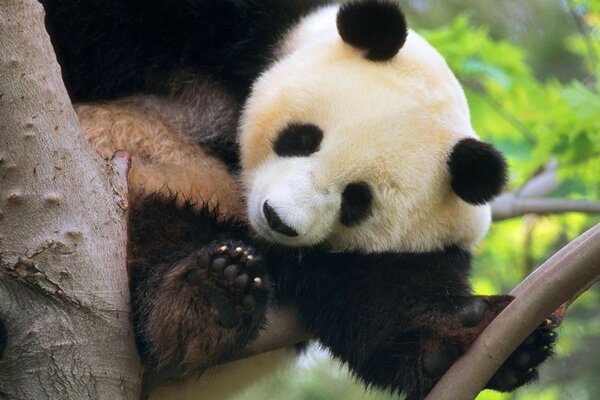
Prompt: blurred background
<box><xmin>234</xmin><ymin>1</ymin><xmax>600</xmax><ymax>399</ymax></box>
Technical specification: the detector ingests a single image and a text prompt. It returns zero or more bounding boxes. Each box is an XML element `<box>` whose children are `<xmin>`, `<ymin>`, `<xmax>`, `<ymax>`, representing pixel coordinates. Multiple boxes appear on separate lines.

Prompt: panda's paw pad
<box><xmin>457</xmin><ymin>298</ymin><xmax>489</xmax><ymax>328</ymax></box>
<box><xmin>456</xmin><ymin>295</ymin><xmax>513</xmax><ymax>330</ymax></box>
<box><xmin>186</xmin><ymin>242</ymin><xmax>267</xmax><ymax>329</ymax></box>
<box><xmin>487</xmin><ymin>319</ymin><xmax>557</xmax><ymax>391</ymax></box>
<box><xmin>422</xmin><ymin>344</ymin><xmax>459</xmax><ymax>379</ymax></box>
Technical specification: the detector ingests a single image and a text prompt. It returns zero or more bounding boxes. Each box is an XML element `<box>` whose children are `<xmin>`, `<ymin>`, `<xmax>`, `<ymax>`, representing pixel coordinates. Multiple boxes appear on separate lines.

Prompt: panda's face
<box><xmin>240</xmin><ymin>3</ymin><xmax>505</xmax><ymax>253</ymax></box>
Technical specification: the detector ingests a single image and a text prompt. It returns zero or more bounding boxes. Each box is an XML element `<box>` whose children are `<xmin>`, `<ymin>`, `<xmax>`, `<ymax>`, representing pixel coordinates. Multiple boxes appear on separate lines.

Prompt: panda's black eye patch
<box><xmin>273</xmin><ymin>123</ymin><xmax>323</xmax><ymax>157</ymax></box>
<box><xmin>340</xmin><ymin>181</ymin><xmax>372</xmax><ymax>226</ymax></box>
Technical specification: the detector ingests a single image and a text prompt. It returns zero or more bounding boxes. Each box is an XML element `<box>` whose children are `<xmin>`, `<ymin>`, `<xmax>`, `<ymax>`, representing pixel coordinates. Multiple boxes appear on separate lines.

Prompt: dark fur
<box><xmin>273</xmin><ymin>123</ymin><xmax>324</xmax><ymax>158</ymax></box>
<box><xmin>41</xmin><ymin>0</ymin><xmax>334</xmax><ymax>103</ymax></box>
<box><xmin>448</xmin><ymin>138</ymin><xmax>508</xmax><ymax>205</ymax></box>
<box><xmin>158</xmin><ymin>76</ymin><xmax>242</xmax><ymax>167</ymax></box>
<box><xmin>336</xmin><ymin>0</ymin><xmax>408</xmax><ymax>61</ymax></box>
<box><xmin>40</xmin><ymin>1</ymin><xmax>554</xmax><ymax>398</ymax></box>
<box><xmin>128</xmin><ymin>192</ymin><xmax>269</xmax><ymax>395</ymax></box>
<box><xmin>0</xmin><ymin>319</ymin><xmax>7</xmax><ymax>359</ymax></box>
<box><xmin>264</xmin><ymin>245</ymin><xmax>556</xmax><ymax>400</ymax></box>
<box><xmin>127</xmin><ymin>190</ymin><xmax>556</xmax><ymax>399</ymax></box>
<box><xmin>340</xmin><ymin>181</ymin><xmax>373</xmax><ymax>226</ymax></box>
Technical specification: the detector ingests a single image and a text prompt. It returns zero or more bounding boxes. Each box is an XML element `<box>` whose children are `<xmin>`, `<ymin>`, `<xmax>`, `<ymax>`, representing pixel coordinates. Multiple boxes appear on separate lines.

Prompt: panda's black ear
<box><xmin>448</xmin><ymin>138</ymin><xmax>508</xmax><ymax>205</ymax></box>
<box><xmin>336</xmin><ymin>0</ymin><xmax>408</xmax><ymax>61</ymax></box>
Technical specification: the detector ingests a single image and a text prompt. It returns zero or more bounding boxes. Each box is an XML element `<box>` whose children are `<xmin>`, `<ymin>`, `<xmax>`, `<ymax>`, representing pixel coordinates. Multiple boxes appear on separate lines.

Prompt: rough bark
<box><xmin>0</xmin><ymin>1</ymin><xmax>141</xmax><ymax>399</ymax></box>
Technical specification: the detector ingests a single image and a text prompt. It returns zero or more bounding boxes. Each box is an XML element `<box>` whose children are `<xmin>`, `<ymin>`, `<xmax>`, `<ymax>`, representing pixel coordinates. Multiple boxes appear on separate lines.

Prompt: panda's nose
<box><xmin>263</xmin><ymin>201</ymin><xmax>299</xmax><ymax>237</ymax></box>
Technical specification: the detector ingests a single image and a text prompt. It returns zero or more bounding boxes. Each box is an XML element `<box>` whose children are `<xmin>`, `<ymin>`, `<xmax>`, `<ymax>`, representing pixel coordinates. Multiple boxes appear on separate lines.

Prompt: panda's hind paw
<box><xmin>186</xmin><ymin>242</ymin><xmax>269</xmax><ymax>329</ymax></box>
<box><xmin>486</xmin><ymin>320</ymin><xmax>557</xmax><ymax>391</ymax></box>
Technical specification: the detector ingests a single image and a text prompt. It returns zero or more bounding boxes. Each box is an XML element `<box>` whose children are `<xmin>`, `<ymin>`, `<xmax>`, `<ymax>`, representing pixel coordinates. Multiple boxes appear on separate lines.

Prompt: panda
<box><xmin>41</xmin><ymin>0</ymin><xmax>557</xmax><ymax>399</ymax></box>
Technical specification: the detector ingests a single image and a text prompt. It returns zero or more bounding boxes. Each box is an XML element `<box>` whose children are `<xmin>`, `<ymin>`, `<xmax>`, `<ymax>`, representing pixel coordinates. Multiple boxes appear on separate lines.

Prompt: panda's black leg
<box><xmin>385</xmin><ymin>295</ymin><xmax>556</xmax><ymax>400</ymax></box>
<box><xmin>132</xmin><ymin>241</ymin><xmax>269</xmax><ymax>387</ymax></box>
<box><xmin>305</xmin><ymin>293</ymin><xmax>555</xmax><ymax>400</ymax></box>
<box><xmin>269</xmin><ymin>249</ymin><xmax>557</xmax><ymax>400</ymax></box>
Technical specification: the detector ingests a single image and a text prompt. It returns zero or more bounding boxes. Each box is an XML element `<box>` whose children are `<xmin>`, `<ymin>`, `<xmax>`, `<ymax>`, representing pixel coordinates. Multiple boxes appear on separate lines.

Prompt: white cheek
<box><xmin>247</xmin><ymin>157</ymin><xmax>341</xmax><ymax>246</ymax></box>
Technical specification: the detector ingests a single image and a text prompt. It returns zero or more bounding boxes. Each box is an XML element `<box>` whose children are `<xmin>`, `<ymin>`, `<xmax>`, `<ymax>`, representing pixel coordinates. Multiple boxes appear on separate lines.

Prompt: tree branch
<box><xmin>516</xmin><ymin>161</ymin><xmax>558</xmax><ymax>198</ymax></box>
<box><xmin>425</xmin><ymin>222</ymin><xmax>600</xmax><ymax>400</ymax></box>
<box><xmin>491</xmin><ymin>161</ymin><xmax>600</xmax><ymax>220</ymax></box>
<box><xmin>492</xmin><ymin>195</ymin><xmax>600</xmax><ymax>220</ymax></box>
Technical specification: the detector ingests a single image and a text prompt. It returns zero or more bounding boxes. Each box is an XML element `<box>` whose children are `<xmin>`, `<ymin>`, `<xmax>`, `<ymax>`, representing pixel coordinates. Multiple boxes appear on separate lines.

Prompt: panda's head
<box><xmin>240</xmin><ymin>0</ymin><xmax>507</xmax><ymax>253</ymax></box>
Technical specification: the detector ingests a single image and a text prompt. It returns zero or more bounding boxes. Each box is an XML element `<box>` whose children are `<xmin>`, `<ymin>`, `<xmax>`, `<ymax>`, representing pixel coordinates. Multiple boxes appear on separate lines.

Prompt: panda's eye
<box><xmin>273</xmin><ymin>123</ymin><xmax>323</xmax><ymax>157</ymax></box>
<box><xmin>340</xmin><ymin>181</ymin><xmax>372</xmax><ymax>226</ymax></box>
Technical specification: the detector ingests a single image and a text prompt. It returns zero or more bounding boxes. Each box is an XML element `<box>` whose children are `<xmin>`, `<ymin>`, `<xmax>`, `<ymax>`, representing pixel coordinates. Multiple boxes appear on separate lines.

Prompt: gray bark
<box><xmin>0</xmin><ymin>1</ymin><xmax>141</xmax><ymax>399</ymax></box>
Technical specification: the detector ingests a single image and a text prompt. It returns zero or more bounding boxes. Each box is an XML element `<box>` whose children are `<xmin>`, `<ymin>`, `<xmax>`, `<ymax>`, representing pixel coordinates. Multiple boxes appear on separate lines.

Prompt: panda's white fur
<box><xmin>241</xmin><ymin>5</ymin><xmax>490</xmax><ymax>253</ymax></box>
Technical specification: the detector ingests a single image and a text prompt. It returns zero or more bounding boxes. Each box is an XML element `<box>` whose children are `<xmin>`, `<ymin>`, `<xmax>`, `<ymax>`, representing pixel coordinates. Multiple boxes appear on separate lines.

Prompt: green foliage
<box><xmin>421</xmin><ymin>14</ymin><xmax>600</xmax><ymax>187</ymax></box>
<box><xmin>233</xmin><ymin>2</ymin><xmax>600</xmax><ymax>399</ymax></box>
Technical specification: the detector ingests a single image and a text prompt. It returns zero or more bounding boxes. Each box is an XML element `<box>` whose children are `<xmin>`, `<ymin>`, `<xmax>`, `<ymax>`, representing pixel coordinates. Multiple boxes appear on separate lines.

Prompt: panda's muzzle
<box><xmin>263</xmin><ymin>201</ymin><xmax>299</xmax><ymax>237</ymax></box>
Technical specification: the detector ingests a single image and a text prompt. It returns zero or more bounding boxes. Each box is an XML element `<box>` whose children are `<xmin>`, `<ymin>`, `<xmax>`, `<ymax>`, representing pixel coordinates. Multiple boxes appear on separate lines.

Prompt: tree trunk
<box><xmin>0</xmin><ymin>1</ymin><xmax>142</xmax><ymax>398</ymax></box>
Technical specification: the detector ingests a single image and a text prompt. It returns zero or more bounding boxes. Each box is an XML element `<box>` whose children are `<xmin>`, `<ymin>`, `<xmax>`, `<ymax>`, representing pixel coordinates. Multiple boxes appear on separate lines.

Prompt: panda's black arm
<box><xmin>126</xmin><ymin>193</ymin><xmax>270</xmax><ymax>387</ymax></box>
<box><xmin>265</xmin><ymin>247</ymin><xmax>551</xmax><ymax>400</ymax></box>
<box><xmin>41</xmin><ymin>0</ymin><xmax>334</xmax><ymax>102</ymax></box>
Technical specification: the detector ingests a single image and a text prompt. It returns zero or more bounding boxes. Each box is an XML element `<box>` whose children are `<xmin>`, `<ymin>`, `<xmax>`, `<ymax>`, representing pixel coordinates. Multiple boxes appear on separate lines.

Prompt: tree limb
<box><xmin>516</xmin><ymin>161</ymin><xmax>558</xmax><ymax>198</ymax></box>
<box><xmin>491</xmin><ymin>161</ymin><xmax>600</xmax><ymax>220</ymax></box>
<box><xmin>492</xmin><ymin>195</ymin><xmax>600</xmax><ymax>220</ymax></box>
<box><xmin>0</xmin><ymin>1</ymin><xmax>141</xmax><ymax>398</ymax></box>
<box><xmin>425</xmin><ymin>222</ymin><xmax>600</xmax><ymax>400</ymax></box>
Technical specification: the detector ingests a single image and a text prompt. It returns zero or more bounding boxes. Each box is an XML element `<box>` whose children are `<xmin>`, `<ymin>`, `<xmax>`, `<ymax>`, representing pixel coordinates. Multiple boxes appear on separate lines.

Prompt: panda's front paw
<box><xmin>486</xmin><ymin>318</ymin><xmax>557</xmax><ymax>391</ymax></box>
<box><xmin>185</xmin><ymin>242</ymin><xmax>269</xmax><ymax>328</ymax></box>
